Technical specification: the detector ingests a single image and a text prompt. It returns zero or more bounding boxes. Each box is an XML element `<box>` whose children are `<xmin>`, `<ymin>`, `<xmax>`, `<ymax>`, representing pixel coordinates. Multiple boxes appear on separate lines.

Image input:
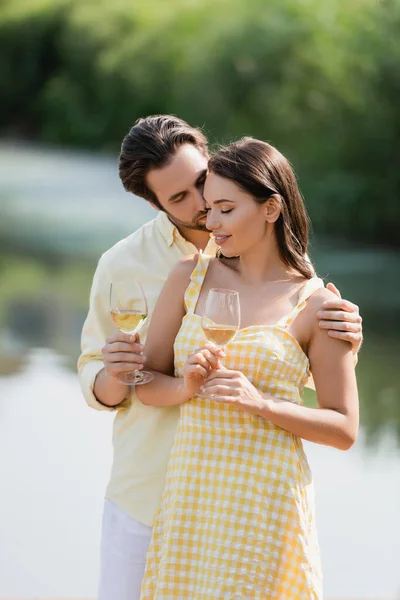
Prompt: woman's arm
<box><xmin>262</xmin><ymin>288</ymin><xmax>359</xmax><ymax>449</ymax></box>
<box><xmin>135</xmin><ymin>257</ymin><xmax>195</xmax><ymax>407</ymax></box>
<box><xmin>201</xmin><ymin>288</ymin><xmax>359</xmax><ymax>450</ymax></box>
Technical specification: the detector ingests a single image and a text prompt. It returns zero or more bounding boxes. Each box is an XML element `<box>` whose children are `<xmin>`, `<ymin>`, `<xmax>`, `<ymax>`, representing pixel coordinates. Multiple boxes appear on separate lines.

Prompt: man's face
<box><xmin>146</xmin><ymin>144</ymin><xmax>209</xmax><ymax>232</ymax></box>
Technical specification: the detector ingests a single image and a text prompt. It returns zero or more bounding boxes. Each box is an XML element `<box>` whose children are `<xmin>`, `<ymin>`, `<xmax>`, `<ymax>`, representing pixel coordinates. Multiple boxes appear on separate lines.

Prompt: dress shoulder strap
<box><xmin>184</xmin><ymin>253</ymin><xmax>212</xmax><ymax>314</ymax></box>
<box><xmin>276</xmin><ymin>276</ymin><xmax>325</xmax><ymax>328</ymax></box>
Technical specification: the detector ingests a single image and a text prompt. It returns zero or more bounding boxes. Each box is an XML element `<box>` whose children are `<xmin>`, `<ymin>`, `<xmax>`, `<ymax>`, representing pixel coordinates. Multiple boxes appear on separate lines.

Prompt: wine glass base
<box><xmin>118</xmin><ymin>371</ymin><xmax>154</xmax><ymax>386</ymax></box>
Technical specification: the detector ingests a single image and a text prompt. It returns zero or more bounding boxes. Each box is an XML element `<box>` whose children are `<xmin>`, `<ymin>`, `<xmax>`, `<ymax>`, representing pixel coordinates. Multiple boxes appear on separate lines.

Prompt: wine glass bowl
<box><xmin>109</xmin><ymin>281</ymin><xmax>154</xmax><ymax>385</ymax></box>
<box><xmin>199</xmin><ymin>288</ymin><xmax>240</xmax><ymax>398</ymax></box>
<box><xmin>201</xmin><ymin>288</ymin><xmax>240</xmax><ymax>347</ymax></box>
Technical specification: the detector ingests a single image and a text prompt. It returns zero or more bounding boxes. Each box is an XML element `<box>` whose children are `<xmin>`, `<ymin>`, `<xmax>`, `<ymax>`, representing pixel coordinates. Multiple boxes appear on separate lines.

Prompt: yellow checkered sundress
<box><xmin>140</xmin><ymin>254</ymin><xmax>324</xmax><ymax>600</ymax></box>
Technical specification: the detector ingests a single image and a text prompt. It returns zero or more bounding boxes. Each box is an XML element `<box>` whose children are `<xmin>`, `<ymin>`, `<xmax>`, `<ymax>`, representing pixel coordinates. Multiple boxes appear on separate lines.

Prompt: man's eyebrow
<box><xmin>168</xmin><ymin>169</ymin><xmax>207</xmax><ymax>202</ymax></box>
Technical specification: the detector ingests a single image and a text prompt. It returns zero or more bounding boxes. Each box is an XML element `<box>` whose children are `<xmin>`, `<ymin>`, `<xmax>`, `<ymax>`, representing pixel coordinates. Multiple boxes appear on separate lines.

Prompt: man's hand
<box><xmin>92</xmin><ymin>332</ymin><xmax>146</xmax><ymax>408</ymax></box>
<box><xmin>101</xmin><ymin>331</ymin><xmax>145</xmax><ymax>379</ymax></box>
<box><xmin>317</xmin><ymin>282</ymin><xmax>363</xmax><ymax>354</ymax></box>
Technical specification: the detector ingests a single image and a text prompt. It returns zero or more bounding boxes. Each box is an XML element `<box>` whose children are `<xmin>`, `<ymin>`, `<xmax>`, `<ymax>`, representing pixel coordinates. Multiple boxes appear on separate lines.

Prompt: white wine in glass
<box><xmin>201</xmin><ymin>321</ymin><xmax>239</xmax><ymax>346</ymax></box>
<box><xmin>109</xmin><ymin>281</ymin><xmax>154</xmax><ymax>385</ymax></box>
<box><xmin>200</xmin><ymin>289</ymin><xmax>240</xmax><ymax>400</ymax></box>
<box><xmin>201</xmin><ymin>288</ymin><xmax>240</xmax><ymax>348</ymax></box>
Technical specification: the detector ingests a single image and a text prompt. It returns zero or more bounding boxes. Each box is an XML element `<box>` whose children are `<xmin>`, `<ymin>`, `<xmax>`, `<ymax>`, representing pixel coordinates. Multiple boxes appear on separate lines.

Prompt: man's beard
<box><xmin>166</xmin><ymin>210</ymin><xmax>210</xmax><ymax>232</ymax></box>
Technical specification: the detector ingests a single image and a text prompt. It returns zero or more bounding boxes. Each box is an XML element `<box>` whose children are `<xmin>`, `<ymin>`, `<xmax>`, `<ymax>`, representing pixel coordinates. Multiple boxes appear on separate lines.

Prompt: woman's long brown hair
<box><xmin>208</xmin><ymin>137</ymin><xmax>314</xmax><ymax>279</ymax></box>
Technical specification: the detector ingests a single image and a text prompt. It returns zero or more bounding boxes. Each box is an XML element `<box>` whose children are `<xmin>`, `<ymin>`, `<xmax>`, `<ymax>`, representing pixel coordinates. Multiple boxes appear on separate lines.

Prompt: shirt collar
<box><xmin>156</xmin><ymin>211</ymin><xmax>177</xmax><ymax>247</ymax></box>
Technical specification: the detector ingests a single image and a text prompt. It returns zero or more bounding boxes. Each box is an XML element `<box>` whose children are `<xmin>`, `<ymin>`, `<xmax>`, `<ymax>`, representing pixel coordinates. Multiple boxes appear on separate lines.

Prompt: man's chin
<box><xmin>176</xmin><ymin>221</ymin><xmax>209</xmax><ymax>233</ymax></box>
<box><xmin>166</xmin><ymin>212</ymin><xmax>210</xmax><ymax>233</ymax></box>
<box><xmin>193</xmin><ymin>223</ymin><xmax>210</xmax><ymax>232</ymax></box>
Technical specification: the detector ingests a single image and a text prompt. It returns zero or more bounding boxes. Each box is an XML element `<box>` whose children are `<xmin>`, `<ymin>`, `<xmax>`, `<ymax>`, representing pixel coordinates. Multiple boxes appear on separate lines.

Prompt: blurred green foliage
<box><xmin>0</xmin><ymin>0</ymin><xmax>399</xmax><ymax>246</ymax></box>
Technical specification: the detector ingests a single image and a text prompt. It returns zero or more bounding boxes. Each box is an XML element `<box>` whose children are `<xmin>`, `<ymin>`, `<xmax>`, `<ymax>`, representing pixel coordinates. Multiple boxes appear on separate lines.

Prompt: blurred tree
<box><xmin>0</xmin><ymin>0</ymin><xmax>398</xmax><ymax>245</ymax></box>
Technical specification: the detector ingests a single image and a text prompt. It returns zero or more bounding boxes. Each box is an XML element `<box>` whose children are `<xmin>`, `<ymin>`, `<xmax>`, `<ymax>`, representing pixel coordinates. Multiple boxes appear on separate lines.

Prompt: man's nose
<box><xmin>195</xmin><ymin>188</ymin><xmax>207</xmax><ymax>211</ymax></box>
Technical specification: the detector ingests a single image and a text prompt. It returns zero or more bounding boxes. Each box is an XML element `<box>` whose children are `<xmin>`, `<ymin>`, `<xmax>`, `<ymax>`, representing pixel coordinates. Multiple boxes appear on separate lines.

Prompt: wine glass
<box><xmin>200</xmin><ymin>288</ymin><xmax>240</xmax><ymax>396</ymax></box>
<box><xmin>109</xmin><ymin>281</ymin><xmax>154</xmax><ymax>385</ymax></box>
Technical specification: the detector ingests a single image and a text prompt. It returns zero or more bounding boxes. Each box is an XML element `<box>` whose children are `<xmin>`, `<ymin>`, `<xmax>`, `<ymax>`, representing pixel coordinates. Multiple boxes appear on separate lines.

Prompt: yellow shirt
<box><xmin>78</xmin><ymin>211</ymin><xmax>217</xmax><ymax>526</ymax></box>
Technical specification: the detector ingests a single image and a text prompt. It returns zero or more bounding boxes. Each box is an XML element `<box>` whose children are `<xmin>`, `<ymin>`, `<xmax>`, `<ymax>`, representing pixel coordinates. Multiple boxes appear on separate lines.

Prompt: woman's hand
<box><xmin>183</xmin><ymin>345</ymin><xmax>225</xmax><ymax>398</ymax></box>
<box><xmin>201</xmin><ymin>368</ymin><xmax>264</xmax><ymax>415</ymax></box>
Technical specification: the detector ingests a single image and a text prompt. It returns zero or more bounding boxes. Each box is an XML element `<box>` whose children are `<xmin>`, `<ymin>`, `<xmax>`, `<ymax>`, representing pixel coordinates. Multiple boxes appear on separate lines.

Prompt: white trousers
<box><xmin>98</xmin><ymin>499</ymin><xmax>153</xmax><ymax>600</ymax></box>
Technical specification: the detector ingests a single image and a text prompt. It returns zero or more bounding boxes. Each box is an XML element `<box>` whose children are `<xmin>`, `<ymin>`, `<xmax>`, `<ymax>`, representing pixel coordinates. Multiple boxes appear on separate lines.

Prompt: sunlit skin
<box><xmin>201</xmin><ymin>172</ymin><xmax>308</xmax><ymax>337</ymax></box>
<box><xmin>94</xmin><ymin>145</ymin><xmax>362</xmax><ymax>407</ymax></box>
<box><xmin>204</xmin><ymin>172</ymin><xmax>281</xmax><ymax>273</ymax></box>
<box><xmin>145</xmin><ymin>144</ymin><xmax>210</xmax><ymax>250</ymax></box>
<box><xmin>138</xmin><ymin>170</ymin><xmax>359</xmax><ymax>451</ymax></box>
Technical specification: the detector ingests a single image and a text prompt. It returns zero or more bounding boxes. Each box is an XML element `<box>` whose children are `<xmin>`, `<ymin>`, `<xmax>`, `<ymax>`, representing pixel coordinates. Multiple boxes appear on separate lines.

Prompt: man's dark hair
<box><xmin>119</xmin><ymin>115</ymin><xmax>209</xmax><ymax>208</ymax></box>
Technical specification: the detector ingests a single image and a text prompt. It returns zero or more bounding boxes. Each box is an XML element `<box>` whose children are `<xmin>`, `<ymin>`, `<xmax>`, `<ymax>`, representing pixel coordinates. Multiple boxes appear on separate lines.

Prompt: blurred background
<box><xmin>0</xmin><ymin>0</ymin><xmax>399</xmax><ymax>598</ymax></box>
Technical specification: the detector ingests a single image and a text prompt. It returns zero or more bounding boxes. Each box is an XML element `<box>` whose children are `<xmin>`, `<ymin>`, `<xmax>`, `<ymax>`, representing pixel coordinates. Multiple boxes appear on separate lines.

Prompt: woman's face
<box><xmin>204</xmin><ymin>172</ymin><xmax>271</xmax><ymax>257</ymax></box>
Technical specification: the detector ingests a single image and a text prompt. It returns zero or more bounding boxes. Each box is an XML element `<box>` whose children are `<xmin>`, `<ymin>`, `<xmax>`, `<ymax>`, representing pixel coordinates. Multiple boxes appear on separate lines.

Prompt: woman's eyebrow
<box><xmin>203</xmin><ymin>197</ymin><xmax>235</xmax><ymax>205</ymax></box>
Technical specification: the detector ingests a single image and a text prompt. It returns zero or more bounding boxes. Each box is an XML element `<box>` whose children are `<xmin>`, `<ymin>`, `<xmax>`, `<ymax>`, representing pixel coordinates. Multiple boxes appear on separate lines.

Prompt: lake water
<box><xmin>0</xmin><ymin>350</ymin><xmax>399</xmax><ymax>599</ymax></box>
<box><xmin>0</xmin><ymin>143</ymin><xmax>399</xmax><ymax>599</ymax></box>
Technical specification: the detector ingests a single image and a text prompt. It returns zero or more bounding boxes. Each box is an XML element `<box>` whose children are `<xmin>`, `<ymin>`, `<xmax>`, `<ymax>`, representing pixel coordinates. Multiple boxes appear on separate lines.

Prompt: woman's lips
<box><xmin>214</xmin><ymin>235</ymin><xmax>231</xmax><ymax>245</ymax></box>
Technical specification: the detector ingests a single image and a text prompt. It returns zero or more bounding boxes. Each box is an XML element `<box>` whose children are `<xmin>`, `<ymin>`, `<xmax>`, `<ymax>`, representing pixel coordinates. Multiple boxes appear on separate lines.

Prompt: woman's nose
<box><xmin>206</xmin><ymin>211</ymin><xmax>220</xmax><ymax>231</ymax></box>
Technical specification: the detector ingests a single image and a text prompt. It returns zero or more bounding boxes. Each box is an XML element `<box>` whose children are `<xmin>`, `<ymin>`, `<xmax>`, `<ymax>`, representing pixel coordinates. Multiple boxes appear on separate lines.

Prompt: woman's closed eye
<box><xmin>204</xmin><ymin>206</ymin><xmax>233</xmax><ymax>214</ymax></box>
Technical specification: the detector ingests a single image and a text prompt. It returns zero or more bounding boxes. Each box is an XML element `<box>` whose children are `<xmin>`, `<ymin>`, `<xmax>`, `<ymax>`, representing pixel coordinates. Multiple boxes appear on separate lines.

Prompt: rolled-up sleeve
<box><xmin>77</xmin><ymin>254</ymin><xmax>131</xmax><ymax>411</ymax></box>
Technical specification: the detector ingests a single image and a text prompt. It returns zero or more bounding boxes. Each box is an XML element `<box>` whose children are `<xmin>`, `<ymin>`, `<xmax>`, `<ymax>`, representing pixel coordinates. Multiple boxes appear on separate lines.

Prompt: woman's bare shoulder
<box><xmin>168</xmin><ymin>254</ymin><xmax>200</xmax><ymax>280</ymax></box>
<box><xmin>306</xmin><ymin>285</ymin><xmax>337</xmax><ymax>315</ymax></box>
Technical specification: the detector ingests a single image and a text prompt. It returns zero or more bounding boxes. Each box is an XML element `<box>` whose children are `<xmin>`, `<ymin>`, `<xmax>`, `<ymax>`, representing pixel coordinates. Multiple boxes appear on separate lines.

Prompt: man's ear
<box><xmin>264</xmin><ymin>194</ymin><xmax>281</xmax><ymax>223</ymax></box>
<box><xmin>149</xmin><ymin>201</ymin><xmax>161</xmax><ymax>212</ymax></box>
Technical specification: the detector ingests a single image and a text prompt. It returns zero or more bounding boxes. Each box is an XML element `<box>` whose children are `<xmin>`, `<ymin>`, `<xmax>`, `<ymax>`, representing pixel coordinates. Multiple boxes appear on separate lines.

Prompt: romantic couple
<box><xmin>78</xmin><ymin>115</ymin><xmax>362</xmax><ymax>600</ymax></box>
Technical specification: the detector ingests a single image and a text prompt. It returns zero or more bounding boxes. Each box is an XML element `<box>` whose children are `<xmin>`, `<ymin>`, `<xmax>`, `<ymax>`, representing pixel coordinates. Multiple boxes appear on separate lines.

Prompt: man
<box><xmin>78</xmin><ymin>115</ymin><xmax>362</xmax><ymax>600</ymax></box>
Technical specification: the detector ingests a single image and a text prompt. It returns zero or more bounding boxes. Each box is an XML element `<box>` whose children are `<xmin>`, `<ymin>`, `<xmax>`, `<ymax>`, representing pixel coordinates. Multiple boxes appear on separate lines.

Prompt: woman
<box><xmin>137</xmin><ymin>137</ymin><xmax>359</xmax><ymax>599</ymax></box>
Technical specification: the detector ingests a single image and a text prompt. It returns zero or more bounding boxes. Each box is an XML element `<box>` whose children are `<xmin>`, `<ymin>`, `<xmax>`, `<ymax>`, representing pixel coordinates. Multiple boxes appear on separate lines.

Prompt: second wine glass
<box><xmin>200</xmin><ymin>288</ymin><xmax>240</xmax><ymax>397</ymax></box>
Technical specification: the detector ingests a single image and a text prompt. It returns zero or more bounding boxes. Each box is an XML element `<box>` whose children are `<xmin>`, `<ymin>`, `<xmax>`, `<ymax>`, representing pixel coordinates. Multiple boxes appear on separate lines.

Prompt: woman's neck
<box><xmin>236</xmin><ymin>236</ymin><xmax>290</xmax><ymax>284</ymax></box>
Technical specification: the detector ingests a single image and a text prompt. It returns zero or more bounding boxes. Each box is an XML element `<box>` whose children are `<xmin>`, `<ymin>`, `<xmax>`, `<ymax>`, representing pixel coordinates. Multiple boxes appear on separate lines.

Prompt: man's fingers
<box><xmin>319</xmin><ymin>321</ymin><xmax>361</xmax><ymax>333</ymax></box>
<box><xmin>326</xmin><ymin>282</ymin><xmax>341</xmax><ymax>299</ymax></box>
<box><xmin>102</xmin><ymin>341</ymin><xmax>144</xmax><ymax>354</ymax></box>
<box><xmin>318</xmin><ymin>310</ymin><xmax>361</xmax><ymax>325</ymax></box>
<box><xmin>106</xmin><ymin>331</ymin><xmax>141</xmax><ymax>344</ymax></box>
<box><xmin>108</xmin><ymin>362</ymin><xmax>143</xmax><ymax>373</ymax></box>
<box><xmin>327</xmin><ymin>330</ymin><xmax>362</xmax><ymax>343</ymax></box>
<box><xmin>325</xmin><ymin>321</ymin><xmax>360</xmax><ymax>333</ymax></box>
<box><xmin>318</xmin><ymin>310</ymin><xmax>352</xmax><ymax>322</ymax></box>
<box><xmin>319</xmin><ymin>299</ymin><xmax>359</xmax><ymax>313</ymax></box>
<box><xmin>104</xmin><ymin>352</ymin><xmax>146</xmax><ymax>364</ymax></box>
